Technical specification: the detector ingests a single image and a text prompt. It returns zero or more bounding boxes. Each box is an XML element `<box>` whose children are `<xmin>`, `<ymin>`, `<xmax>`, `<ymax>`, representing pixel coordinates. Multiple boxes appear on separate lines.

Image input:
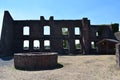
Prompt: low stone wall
<box><xmin>14</xmin><ymin>52</ymin><xmax>58</xmax><ymax>70</ymax></box>
<box><xmin>116</xmin><ymin>43</ymin><xmax>120</xmax><ymax>68</ymax></box>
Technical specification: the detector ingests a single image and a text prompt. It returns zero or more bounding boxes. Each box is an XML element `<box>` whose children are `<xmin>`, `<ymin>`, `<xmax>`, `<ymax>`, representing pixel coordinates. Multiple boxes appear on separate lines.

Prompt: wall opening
<box><xmin>44</xmin><ymin>40</ymin><xmax>50</xmax><ymax>49</ymax></box>
<box><xmin>63</xmin><ymin>40</ymin><xmax>69</xmax><ymax>49</ymax></box>
<box><xmin>44</xmin><ymin>26</ymin><xmax>50</xmax><ymax>35</ymax></box>
<box><xmin>33</xmin><ymin>40</ymin><xmax>40</xmax><ymax>50</ymax></box>
<box><xmin>62</xmin><ymin>27</ymin><xmax>69</xmax><ymax>35</ymax></box>
<box><xmin>75</xmin><ymin>39</ymin><xmax>81</xmax><ymax>49</ymax></box>
<box><xmin>23</xmin><ymin>26</ymin><xmax>30</xmax><ymax>35</ymax></box>
<box><xmin>75</xmin><ymin>27</ymin><xmax>80</xmax><ymax>35</ymax></box>
<box><xmin>23</xmin><ymin>40</ymin><xmax>29</xmax><ymax>50</ymax></box>
<box><xmin>96</xmin><ymin>32</ymin><xmax>99</xmax><ymax>36</ymax></box>
<box><xmin>91</xmin><ymin>41</ymin><xmax>96</xmax><ymax>49</ymax></box>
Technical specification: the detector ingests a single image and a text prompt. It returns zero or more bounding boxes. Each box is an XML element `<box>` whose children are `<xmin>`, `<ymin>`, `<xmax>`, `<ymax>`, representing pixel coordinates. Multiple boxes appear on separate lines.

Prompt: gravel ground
<box><xmin>0</xmin><ymin>55</ymin><xmax>120</xmax><ymax>80</ymax></box>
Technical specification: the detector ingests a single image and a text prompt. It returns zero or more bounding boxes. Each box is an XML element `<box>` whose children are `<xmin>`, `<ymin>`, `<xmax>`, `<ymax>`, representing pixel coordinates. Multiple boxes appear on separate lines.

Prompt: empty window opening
<box><xmin>44</xmin><ymin>26</ymin><xmax>50</xmax><ymax>35</ymax></box>
<box><xmin>75</xmin><ymin>39</ymin><xmax>81</xmax><ymax>49</ymax></box>
<box><xmin>75</xmin><ymin>27</ymin><xmax>80</xmax><ymax>35</ymax></box>
<box><xmin>91</xmin><ymin>41</ymin><xmax>96</xmax><ymax>49</ymax></box>
<box><xmin>63</xmin><ymin>40</ymin><xmax>69</xmax><ymax>49</ymax></box>
<box><xmin>96</xmin><ymin>32</ymin><xmax>99</xmax><ymax>36</ymax></box>
<box><xmin>33</xmin><ymin>40</ymin><xmax>40</xmax><ymax>50</ymax></box>
<box><xmin>23</xmin><ymin>40</ymin><xmax>29</xmax><ymax>50</ymax></box>
<box><xmin>44</xmin><ymin>40</ymin><xmax>50</xmax><ymax>49</ymax></box>
<box><xmin>62</xmin><ymin>27</ymin><xmax>69</xmax><ymax>35</ymax></box>
<box><xmin>23</xmin><ymin>26</ymin><xmax>30</xmax><ymax>35</ymax></box>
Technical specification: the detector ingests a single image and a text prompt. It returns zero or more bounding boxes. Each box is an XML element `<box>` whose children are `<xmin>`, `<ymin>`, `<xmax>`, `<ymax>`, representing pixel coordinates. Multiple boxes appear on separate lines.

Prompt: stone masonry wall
<box><xmin>116</xmin><ymin>43</ymin><xmax>120</xmax><ymax>68</ymax></box>
<box><xmin>0</xmin><ymin>11</ymin><xmax>118</xmax><ymax>56</ymax></box>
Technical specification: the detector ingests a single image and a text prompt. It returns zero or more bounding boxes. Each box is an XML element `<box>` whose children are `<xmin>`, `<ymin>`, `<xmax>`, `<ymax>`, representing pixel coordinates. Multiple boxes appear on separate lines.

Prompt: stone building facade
<box><xmin>0</xmin><ymin>11</ymin><xmax>119</xmax><ymax>56</ymax></box>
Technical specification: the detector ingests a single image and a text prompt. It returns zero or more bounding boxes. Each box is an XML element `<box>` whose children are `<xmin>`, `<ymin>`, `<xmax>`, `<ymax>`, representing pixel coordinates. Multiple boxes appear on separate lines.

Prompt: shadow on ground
<box><xmin>0</xmin><ymin>56</ymin><xmax>13</xmax><ymax>61</ymax></box>
<box><xmin>15</xmin><ymin>63</ymin><xmax>64</xmax><ymax>71</ymax></box>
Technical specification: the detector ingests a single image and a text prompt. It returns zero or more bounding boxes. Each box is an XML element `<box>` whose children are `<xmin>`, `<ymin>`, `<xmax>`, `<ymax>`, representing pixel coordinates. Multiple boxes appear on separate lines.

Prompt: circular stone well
<box><xmin>14</xmin><ymin>52</ymin><xmax>58</xmax><ymax>70</ymax></box>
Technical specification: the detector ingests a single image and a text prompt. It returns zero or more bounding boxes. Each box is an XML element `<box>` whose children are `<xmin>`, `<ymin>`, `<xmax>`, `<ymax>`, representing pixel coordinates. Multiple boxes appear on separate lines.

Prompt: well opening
<box><xmin>14</xmin><ymin>52</ymin><xmax>58</xmax><ymax>70</ymax></box>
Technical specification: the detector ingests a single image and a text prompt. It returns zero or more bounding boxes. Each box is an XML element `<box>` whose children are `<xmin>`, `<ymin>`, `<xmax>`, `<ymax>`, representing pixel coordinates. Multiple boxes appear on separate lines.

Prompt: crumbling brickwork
<box><xmin>0</xmin><ymin>11</ymin><xmax>119</xmax><ymax>56</ymax></box>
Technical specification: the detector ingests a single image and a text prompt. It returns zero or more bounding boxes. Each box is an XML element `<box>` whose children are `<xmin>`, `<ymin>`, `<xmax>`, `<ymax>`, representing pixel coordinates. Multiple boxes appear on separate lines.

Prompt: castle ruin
<box><xmin>0</xmin><ymin>11</ymin><xmax>119</xmax><ymax>56</ymax></box>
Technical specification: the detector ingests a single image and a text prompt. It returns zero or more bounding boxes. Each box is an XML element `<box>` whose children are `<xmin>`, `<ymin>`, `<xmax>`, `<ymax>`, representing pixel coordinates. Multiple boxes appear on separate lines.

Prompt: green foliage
<box><xmin>45</xmin><ymin>46</ymin><xmax>50</xmax><ymax>49</ymax></box>
<box><xmin>63</xmin><ymin>40</ymin><xmax>69</xmax><ymax>49</ymax></box>
<box><xmin>98</xmin><ymin>27</ymin><xmax>104</xmax><ymax>36</ymax></box>
<box><xmin>112</xmin><ymin>23</ymin><xmax>119</xmax><ymax>33</ymax></box>
<box><xmin>23</xmin><ymin>47</ymin><xmax>29</xmax><ymax>50</ymax></box>
<box><xmin>75</xmin><ymin>44</ymin><xmax>81</xmax><ymax>49</ymax></box>
<box><xmin>62</xmin><ymin>28</ymin><xmax>68</xmax><ymax>35</ymax></box>
<box><xmin>91</xmin><ymin>44</ymin><xmax>95</xmax><ymax>49</ymax></box>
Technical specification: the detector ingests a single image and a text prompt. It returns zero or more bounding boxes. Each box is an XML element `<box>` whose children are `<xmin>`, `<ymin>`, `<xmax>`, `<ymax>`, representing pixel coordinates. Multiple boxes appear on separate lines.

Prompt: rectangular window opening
<box><xmin>62</xmin><ymin>27</ymin><xmax>69</xmax><ymax>35</ymax></box>
<box><xmin>44</xmin><ymin>26</ymin><xmax>50</xmax><ymax>35</ymax></box>
<box><xmin>44</xmin><ymin>40</ymin><xmax>50</xmax><ymax>49</ymax></box>
<box><xmin>63</xmin><ymin>40</ymin><xmax>69</xmax><ymax>49</ymax></box>
<box><xmin>23</xmin><ymin>40</ymin><xmax>29</xmax><ymax>50</ymax></box>
<box><xmin>75</xmin><ymin>39</ymin><xmax>81</xmax><ymax>49</ymax></box>
<box><xmin>23</xmin><ymin>26</ymin><xmax>30</xmax><ymax>35</ymax></box>
<box><xmin>91</xmin><ymin>41</ymin><xmax>96</xmax><ymax>49</ymax></box>
<box><xmin>96</xmin><ymin>32</ymin><xmax>99</xmax><ymax>36</ymax></box>
<box><xmin>75</xmin><ymin>27</ymin><xmax>80</xmax><ymax>35</ymax></box>
<box><xmin>33</xmin><ymin>40</ymin><xmax>40</xmax><ymax>50</ymax></box>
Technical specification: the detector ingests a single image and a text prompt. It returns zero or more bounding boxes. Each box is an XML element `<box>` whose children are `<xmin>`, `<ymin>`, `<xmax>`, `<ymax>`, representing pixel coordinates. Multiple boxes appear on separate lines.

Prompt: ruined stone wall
<box><xmin>0</xmin><ymin>11</ymin><xmax>118</xmax><ymax>56</ymax></box>
<box><xmin>116</xmin><ymin>43</ymin><xmax>120</xmax><ymax>68</ymax></box>
<box><xmin>0</xmin><ymin>11</ymin><xmax>14</xmax><ymax>56</ymax></box>
<box><xmin>90</xmin><ymin>25</ymin><xmax>118</xmax><ymax>53</ymax></box>
<box><xmin>13</xmin><ymin>17</ymin><xmax>87</xmax><ymax>55</ymax></box>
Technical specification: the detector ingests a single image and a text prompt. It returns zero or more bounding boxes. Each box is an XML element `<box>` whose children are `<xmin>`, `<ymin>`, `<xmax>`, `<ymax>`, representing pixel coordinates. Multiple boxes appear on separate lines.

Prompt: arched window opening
<box><xmin>23</xmin><ymin>26</ymin><xmax>30</xmax><ymax>35</ymax></box>
<box><xmin>23</xmin><ymin>40</ymin><xmax>29</xmax><ymax>50</ymax></box>
<box><xmin>75</xmin><ymin>39</ymin><xmax>81</xmax><ymax>49</ymax></box>
<box><xmin>75</xmin><ymin>27</ymin><xmax>80</xmax><ymax>35</ymax></box>
<box><xmin>44</xmin><ymin>26</ymin><xmax>50</xmax><ymax>35</ymax></box>
<box><xmin>44</xmin><ymin>40</ymin><xmax>50</xmax><ymax>49</ymax></box>
<box><xmin>33</xmin><ymin>40</ymin><xmax>40</xmax><ymax>50</ymax></box>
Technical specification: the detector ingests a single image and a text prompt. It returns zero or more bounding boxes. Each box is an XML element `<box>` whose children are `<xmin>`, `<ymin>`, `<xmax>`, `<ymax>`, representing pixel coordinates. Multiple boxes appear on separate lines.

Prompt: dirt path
<box><xmin>0</xmin><ymin>55</ymin><xmax>120</xmax><ymax>80</ymax></box>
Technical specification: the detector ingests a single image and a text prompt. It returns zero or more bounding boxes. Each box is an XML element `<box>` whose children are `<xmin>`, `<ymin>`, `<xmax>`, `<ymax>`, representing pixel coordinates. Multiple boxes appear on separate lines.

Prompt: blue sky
<box><xmin>0</xmin><ymin>0</ymin><xmax>120</xmax><ymax>36</ymax></box>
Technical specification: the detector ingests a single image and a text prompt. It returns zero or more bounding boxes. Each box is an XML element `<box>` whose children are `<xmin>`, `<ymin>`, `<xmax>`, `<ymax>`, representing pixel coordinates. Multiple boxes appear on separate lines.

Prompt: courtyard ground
<box><xmin>0</xmin><ymin>55</ymin><xmax>120</xmax><ymax>80</ymax></box>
